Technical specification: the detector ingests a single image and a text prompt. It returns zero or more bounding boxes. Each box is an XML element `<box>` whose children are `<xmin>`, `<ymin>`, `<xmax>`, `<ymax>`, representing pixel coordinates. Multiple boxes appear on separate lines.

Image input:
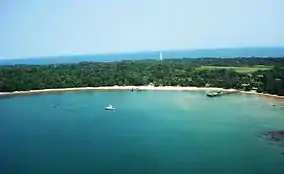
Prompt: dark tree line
<box><xmin>0</xmin><ymin>58</ymin><xmax>283</xmax><ymax>95</ymax></box>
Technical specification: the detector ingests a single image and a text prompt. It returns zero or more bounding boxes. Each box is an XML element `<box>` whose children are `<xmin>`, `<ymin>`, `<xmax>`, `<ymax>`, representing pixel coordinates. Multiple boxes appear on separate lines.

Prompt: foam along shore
<box><xmin>0</xmin><ymin>86</ymin><xmax>233</xmax><ymax>96</ymax></box>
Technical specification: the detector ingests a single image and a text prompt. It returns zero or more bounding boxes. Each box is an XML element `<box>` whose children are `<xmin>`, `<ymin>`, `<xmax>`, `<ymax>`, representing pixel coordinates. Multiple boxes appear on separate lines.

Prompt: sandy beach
<box><xmin>240</xmin><ymin>90</ymin><xmax>284</xmax><ymax>99</ymax></box>
<box><xmin>0</xmin><ymin>86</ymin><xmax>283</xmax><ymax>99</ymax></box>
<box><xmin>0</xmin><ymin>86</ymin><xmax>231</xmax><ymax>96</ymax></box>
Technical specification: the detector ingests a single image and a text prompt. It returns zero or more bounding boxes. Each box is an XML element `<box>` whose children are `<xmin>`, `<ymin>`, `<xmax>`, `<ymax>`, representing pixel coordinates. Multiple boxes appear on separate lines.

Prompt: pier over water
<box><xmin>207</xmin><ymin>90</ymin><xmax>240</xmax><ymax>97</ymax></box>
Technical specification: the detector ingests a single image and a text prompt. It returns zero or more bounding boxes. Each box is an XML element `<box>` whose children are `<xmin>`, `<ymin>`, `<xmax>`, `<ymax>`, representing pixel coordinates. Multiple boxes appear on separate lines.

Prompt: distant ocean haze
<box><xmin>0</xmin><ymin>47</ymin><xmax>284</xmax><ymax>65</ymax></box>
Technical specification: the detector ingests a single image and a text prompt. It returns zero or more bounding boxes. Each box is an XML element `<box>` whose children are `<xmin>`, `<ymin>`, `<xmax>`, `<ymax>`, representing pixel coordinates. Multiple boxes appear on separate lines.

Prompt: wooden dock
<box><xmin>207</xmin><ymin>90</ymin><xmax>239</xmax><ymax>97</ymax></box>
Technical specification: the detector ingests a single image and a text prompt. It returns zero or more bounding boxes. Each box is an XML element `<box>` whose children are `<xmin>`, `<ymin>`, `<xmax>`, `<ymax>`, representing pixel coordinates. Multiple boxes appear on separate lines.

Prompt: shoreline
<box><xmin>240</xmin><ymin>90</ymin><xmax>284</xmax><ymax>99</ymax></box>
<box><xmin>0</xmin><ymin>86</ymin><xmax>232</xmax><ymax>96</ymax></box>
<box><xmin>0</xmin><ymin>86</ymin><xmax>283</xmax><ymax>99</ymax></box>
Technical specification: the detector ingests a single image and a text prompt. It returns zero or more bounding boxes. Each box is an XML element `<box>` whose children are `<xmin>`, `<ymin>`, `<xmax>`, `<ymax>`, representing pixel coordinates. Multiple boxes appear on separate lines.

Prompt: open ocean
<box><xmin>0</xmin><ymin>90</ymin><xmax>284</xmax><ymax>174</ymax></box>
<box><xmin>1</xmin><ymin>47</ymin><xmax>284</xmax><ymax>65</ymax></box>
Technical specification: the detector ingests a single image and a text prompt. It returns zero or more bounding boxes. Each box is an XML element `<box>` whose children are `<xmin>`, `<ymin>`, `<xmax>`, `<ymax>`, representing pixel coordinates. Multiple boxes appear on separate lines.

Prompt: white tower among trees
<box><xmin>160</xmin><ymin>52</ymin><xmax>163</xmax><ymax>60</ymax></box>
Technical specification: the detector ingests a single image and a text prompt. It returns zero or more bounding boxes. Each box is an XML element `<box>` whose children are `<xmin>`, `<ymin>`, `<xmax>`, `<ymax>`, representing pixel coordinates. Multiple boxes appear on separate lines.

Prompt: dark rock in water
<box><xmin>260</xmin><ymin>131</ymin><xmax>284</xmax><ymax>155</ymax></box>
<box><xmin>262</xmin><ymin>130</ymin><xmax>284</xmax><ymax>145</ymax></box>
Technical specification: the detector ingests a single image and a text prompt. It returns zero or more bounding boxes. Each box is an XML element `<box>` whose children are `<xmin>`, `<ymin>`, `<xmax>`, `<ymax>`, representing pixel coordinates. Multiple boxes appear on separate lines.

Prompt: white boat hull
<box><xmin>105</xmin><ymin>107</ymin><xmax>115</xmax><ymax>110</ymax></box>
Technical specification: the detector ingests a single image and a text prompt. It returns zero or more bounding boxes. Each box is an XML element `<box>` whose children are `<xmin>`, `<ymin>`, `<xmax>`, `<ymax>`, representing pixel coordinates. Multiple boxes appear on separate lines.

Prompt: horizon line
<box><xmin>1</xmin><ymin>45</ymin><xmax>284</xmax><ymax>60</ymax></box>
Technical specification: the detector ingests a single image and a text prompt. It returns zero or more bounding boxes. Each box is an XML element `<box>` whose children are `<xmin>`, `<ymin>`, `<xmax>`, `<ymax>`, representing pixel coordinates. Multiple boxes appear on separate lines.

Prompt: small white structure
<box><xmin>148</xmin><ymin>82</ymin><xmax>154</xmax><ymax>87</ymax></box>
<box><xmin>159</xmin><ymin>52</ymin><xmax>163</xmax><ymax>61</ymax></box>
<box><xmin>241</xmin><ymin>83</ymin><xmax>250</xmax><ymax>87</ymax></box>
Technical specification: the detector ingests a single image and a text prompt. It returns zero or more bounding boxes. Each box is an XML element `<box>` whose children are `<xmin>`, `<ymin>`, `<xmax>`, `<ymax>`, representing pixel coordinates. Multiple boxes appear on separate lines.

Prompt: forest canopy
<box><xmin>0</xmin><ymin>57</ymin><xmax>284</xmax><ymax>95</ymax></box>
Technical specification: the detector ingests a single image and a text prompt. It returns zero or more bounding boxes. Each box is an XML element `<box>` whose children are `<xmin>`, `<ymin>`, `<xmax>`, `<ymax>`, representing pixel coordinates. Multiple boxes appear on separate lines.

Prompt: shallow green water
<box><xmin>0</xmin><ymin>90</ymin><xmax>284</xmax><ymax>174</ymax></box>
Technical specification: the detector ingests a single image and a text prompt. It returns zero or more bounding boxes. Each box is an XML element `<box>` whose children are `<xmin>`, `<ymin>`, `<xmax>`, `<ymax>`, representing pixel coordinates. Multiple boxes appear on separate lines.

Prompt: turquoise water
<box><xmin>0</xmin><ymin>91</ymin><xmax>284</xmax><ymax>174</ymax></box>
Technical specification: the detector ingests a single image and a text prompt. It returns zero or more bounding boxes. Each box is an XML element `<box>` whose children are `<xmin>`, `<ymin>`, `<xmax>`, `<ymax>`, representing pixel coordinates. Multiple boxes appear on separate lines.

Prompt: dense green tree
<box><xmin>0</xmin><ymin>58</ymin><xmax>283</xmax><ymax>95</ymax></box>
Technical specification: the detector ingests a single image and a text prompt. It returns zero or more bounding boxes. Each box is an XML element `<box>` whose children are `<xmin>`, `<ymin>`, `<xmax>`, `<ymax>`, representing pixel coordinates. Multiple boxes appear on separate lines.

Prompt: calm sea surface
<box><xmin>1</xmin><ymin>47</ymin><xmax>284</xmax><ymax>65</ymax></box>
<box><xmin>0</xmin><ymin>90</ymin><xmax>284</xmax><ymax>174</ymax></box>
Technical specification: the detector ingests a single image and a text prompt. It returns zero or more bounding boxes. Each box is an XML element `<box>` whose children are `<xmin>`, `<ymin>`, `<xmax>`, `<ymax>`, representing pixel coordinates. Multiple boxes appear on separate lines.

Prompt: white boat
<box><xmin>105</xmin><ymin>104</ymin><xmax>115</xmax><ymax>110</ymax></box>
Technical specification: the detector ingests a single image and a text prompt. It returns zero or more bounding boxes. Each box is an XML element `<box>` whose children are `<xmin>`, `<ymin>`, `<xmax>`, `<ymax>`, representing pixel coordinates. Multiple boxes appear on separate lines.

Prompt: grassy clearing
<box><xmin>195</xmin><ymin>65</ymin><xmax>273</xmax><ymax>73</ymax></box>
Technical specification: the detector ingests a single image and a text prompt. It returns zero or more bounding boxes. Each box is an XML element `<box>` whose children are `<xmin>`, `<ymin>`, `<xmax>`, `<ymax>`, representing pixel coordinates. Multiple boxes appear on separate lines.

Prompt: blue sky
<box><xmin>0</xmin><ymin>0</ymin><xmax>283</xmax><ymax>59</ymax></box>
